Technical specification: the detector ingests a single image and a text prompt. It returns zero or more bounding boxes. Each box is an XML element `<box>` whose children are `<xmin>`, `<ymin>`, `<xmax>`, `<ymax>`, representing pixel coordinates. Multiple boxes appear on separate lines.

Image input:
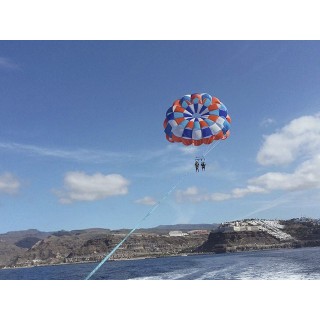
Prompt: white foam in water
<box><xmin>197</xmin><ymin>263</ymin><xmax>238</xmax><ymax>280</ymax></box>
<box><xmin>129</xmin><ymin>267</ymin><xmax>201</xmax><ymax>280</ymax></box>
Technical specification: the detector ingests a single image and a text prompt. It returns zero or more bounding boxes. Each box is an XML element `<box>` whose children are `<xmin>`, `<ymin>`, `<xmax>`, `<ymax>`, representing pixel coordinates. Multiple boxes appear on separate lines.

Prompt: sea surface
<box><xmin>1</xmin><ymin>246</ymin><xmax>320</xmax><ymax>280</ymax></box>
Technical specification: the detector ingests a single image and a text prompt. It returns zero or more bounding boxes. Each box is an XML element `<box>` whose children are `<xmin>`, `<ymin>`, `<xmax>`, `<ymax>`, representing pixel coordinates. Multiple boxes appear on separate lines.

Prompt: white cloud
<box><xmin>260</xmin><ymin>118</ymin><xmax>276</xmax><ymax>127</ymax></box>
<box><xmin>207</xmin><ymin>193</ymin><xmax>232</xmax><ymax>201</ymax></box>
<box><xmin>177</xmin><ymin>145</ymin><xmax>198</xmax><ymax>155</ymax></box>
<box><xmin>257</xmin><ymin>114</ymin><xmax>320</xmax><ymax>166</ymax></box>
<box><xmin>0</xmin><ymin>57</ymin><xmax>19</xmax><ymax>70</ymax></box>
<box><xmin>231</xmin><ymin>185</ymin><xmax>267</xmax><ymax>198</ymax></box>
<box><xmin>135</xmin><ymin>196</ymin><xmax>157</xmax><ymax>206</ymax></box>
<box><xmin>55</xmin><ymin>172</ymin><xmax>130</xmax><ymax>204</ymax></box>
<box><xmin>176</xmin><ymin>187</ymin><xmax>199</xmax><ymax>201</ymax></box>
<box><xmin>0</xmin><ymin>172</ymin><xmax>21</xmax><ymax>195</ymax></box>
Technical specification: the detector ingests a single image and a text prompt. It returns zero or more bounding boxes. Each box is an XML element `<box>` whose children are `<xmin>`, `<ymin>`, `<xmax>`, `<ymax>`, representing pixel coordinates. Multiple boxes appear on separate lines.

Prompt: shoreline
<box><xmin>2</xmin><ymin>245</ymin><xmax>320</xmax><ymax>271</ymax></box>
<box><xmin>0</xmin><ymin>252</ymin><xmax>205</xmax><ymax>270</ymax></box>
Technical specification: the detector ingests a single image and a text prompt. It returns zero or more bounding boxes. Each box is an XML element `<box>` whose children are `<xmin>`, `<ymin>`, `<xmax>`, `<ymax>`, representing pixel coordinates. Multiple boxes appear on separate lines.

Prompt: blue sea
<box><xmin>1</xmin><ymin>246</ymin><xmax>320</xmax><ymax>280</ymax></box>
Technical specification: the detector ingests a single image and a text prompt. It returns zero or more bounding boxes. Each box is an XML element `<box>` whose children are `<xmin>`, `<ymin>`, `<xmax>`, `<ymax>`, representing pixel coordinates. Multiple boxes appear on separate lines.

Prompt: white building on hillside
<box><xmin>169</xmin><ymin>231</ymin><xmax>188</xmax><ymax>237</ymax></box>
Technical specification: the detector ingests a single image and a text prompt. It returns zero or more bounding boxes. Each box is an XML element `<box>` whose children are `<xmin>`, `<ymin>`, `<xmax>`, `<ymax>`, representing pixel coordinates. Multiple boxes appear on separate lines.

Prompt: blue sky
<box><xmin>1</xmin><ymin>41</ymin><xmax>320</xmax><ymax>233</ymax></box>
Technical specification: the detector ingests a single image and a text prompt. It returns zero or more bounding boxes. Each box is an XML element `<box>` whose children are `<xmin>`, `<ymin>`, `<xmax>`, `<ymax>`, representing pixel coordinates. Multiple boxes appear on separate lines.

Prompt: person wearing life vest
<box><xmin>201</xmin><ymin>160</ymin><xmax>206</xmax><ymax>171</ymax></box>
<box><xmin>195</xmin><ymin>160</ymin><xmax>199</xmax><ymax>172</ymax></box>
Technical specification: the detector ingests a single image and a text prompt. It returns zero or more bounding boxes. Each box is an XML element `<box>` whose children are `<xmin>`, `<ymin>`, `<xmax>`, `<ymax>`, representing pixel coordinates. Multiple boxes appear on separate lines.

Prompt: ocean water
<box><xmin>1</xmin><ymin>246</ymin><xmax>320</xmax><ymax>280</ymax></box>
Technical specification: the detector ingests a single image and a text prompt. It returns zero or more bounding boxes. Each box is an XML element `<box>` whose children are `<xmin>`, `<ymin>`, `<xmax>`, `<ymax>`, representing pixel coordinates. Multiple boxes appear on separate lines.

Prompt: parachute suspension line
<box><xmin>204</xmin><ymin>140</ymin><xmax>215</xmax><ymax>156</ymax></box>
<box><xmin>84</xmin><ymin>169</ymin><xmax>191</xmax><ymax>280</ymax></box>
<box><xmin>203</xmin><ymin>140</ymin><xmax>221</xmax><ymax>158</ymax></box>
<box><xmin>207</xmin><ymin>140</ymin><xmax>221</xmax><ymax>156</ymax></box>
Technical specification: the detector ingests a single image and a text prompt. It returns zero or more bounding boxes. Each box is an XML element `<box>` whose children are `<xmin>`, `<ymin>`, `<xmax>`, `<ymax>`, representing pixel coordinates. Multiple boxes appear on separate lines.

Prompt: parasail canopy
<box><xmin>163</xmin><ymin>93</ymin><xmax>231</xmax><ymax>146</ymax></box>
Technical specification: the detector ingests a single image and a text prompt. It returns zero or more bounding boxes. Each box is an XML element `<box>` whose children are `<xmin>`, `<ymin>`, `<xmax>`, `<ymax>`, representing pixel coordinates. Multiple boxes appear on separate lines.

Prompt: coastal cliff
<box><xmin>197</xmin><ymin>230</ymin><xmax>286</xmax><ymax>253</ymax></box>
<box><xmin>196</xmin><ymin>218</ymin><xmax>320</xmax><ymax>253</ymax></box>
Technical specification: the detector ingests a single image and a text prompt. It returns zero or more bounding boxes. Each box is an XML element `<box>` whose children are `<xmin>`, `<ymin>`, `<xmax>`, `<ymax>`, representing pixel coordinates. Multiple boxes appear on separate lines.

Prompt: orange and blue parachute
<box><xmin>163</xmin><ymin>93</ymin><xmax>231</xmax><ymax>146</ymax></box>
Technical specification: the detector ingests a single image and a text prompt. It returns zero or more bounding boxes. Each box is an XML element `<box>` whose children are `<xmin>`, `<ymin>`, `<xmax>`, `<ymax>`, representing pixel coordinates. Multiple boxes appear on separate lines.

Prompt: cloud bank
<box><xmin>55</xmin><ymin>172</ymin><xmax>130</xmax><ymax>204</ymax></box>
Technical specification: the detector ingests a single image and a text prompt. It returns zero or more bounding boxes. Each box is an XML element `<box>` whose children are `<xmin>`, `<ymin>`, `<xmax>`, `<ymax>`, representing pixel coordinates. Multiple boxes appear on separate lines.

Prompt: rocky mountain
<box><xmin>0</xmin><ymin>229</ymin><xmax>52</xmax><ymax>246</ymax></box>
